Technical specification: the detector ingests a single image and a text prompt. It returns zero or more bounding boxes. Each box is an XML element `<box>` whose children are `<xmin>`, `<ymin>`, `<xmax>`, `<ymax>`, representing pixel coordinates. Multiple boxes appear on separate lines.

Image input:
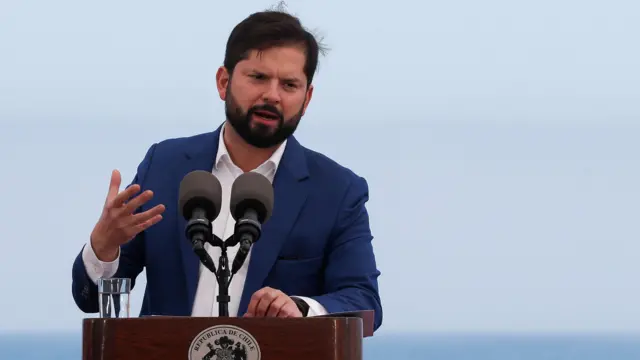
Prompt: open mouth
<box><xmin>253</xmin><ymin>110</ymin><xmax>280</xmax><ymax>121</ymax></box>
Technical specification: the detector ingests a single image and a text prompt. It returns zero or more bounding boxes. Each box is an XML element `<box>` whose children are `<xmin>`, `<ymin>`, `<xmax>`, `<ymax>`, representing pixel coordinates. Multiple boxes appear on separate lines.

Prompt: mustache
<box><xmin>248</xmin><ymin>104</ymin><xmax>284</xmax><ymax>121</ymax></box>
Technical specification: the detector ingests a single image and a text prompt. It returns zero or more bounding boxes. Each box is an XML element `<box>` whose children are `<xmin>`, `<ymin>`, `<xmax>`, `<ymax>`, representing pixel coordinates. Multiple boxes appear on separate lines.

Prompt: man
<box><xmin>71</xmin><ymin>8</ymin><xmax>383</xmax><ymax>331</ymax></box>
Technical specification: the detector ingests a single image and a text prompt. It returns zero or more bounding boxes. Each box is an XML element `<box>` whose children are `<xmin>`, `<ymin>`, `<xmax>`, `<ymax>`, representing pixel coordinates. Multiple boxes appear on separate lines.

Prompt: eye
<box><xmin>249</xmin><ymin>73</ymin><xmax>266</xmax><ymax>80</ymax></box>
<box><xmin>284</xmin><ymin>82</ymin><xmax>298</xmax><ymax>89</ymax></box>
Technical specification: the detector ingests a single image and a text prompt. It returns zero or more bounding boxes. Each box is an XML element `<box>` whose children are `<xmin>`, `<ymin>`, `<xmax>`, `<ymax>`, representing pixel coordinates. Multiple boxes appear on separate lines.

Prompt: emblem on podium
<box><xmin>188</xmin><ymin>325</ymin><xmax>261</xmax><ymax>360</ymax></box>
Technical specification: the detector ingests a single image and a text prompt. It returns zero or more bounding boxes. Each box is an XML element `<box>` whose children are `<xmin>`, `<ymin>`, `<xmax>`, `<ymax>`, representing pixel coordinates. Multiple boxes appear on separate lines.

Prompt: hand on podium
<box><xmin>243</xmin><ymin>287</ymin><xmax>303</xmax><ymax>318</ymax></box>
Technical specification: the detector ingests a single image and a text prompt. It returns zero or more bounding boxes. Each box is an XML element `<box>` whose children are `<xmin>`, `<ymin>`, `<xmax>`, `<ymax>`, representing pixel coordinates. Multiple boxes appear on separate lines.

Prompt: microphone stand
<box><xmin>208</xmin><ymin>234</ymin><xmax>238</xmax><ymax>317</ymax></box>
<box><xmin>186</xmin><ymin>215</ymin><xmax>259</xmax><ymax>318</ymax></box>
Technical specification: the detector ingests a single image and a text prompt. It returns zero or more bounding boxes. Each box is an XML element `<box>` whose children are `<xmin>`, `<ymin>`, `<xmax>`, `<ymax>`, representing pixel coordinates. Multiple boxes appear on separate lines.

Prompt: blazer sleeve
<box><xmin>71</xmin><ymin>143</ymin><xmax>157</xmax><ymax>313</ymax></box>
<box><xmin>310</xmin><ymin>175</ymin><xmax>383</xmax><ymax>331</ymax></box>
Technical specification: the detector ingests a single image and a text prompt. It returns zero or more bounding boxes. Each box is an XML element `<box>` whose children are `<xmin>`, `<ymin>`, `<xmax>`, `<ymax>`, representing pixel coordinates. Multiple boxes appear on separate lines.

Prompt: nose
<box><xmin>261</xmin><ymin>80</ymin><xmax>282</xmax><ymax>105</ymax></box>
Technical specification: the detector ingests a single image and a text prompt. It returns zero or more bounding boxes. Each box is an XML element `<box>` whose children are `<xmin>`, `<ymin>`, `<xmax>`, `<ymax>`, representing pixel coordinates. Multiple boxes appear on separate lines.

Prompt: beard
<box><xmin>225</xmin><ymin>85</ymin><xmax>305</xmax><ymax>149</ymax></box>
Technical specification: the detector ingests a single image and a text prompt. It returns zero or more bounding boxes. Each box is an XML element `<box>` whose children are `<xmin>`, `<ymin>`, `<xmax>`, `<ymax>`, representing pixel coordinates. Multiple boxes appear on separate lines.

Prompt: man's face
<box><xmin>216</xmin><ymin>45</ymin><xmax>314</xmax><ymax>148</ymax></box>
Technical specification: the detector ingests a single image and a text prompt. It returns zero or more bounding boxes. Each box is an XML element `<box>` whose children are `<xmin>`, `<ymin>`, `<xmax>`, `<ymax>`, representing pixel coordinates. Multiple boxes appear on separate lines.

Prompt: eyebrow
<box><xmin>248</xmin><ymin>68</ymin><xmax>303</xmax><ymax>84</ymax></box>
<box><xmin>282</xmin><ymin>76</ymin><xmax>303</xmax><ymax>84</ymax></box>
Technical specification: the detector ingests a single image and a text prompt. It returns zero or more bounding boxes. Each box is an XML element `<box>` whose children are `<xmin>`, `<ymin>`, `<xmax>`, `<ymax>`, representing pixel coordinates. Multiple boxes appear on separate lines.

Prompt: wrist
<box><xmin>91</xmin><ymin>236</ymin><xmax>119</xmax><ymax>262</ymax></box>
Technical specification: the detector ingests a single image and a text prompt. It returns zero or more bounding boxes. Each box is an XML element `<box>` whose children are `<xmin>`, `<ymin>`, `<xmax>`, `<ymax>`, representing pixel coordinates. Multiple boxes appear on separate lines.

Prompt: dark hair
<box><xmin>223</xmin><ymin>3</ymin><xmax>327</xmax><ymax>86</ymax></box>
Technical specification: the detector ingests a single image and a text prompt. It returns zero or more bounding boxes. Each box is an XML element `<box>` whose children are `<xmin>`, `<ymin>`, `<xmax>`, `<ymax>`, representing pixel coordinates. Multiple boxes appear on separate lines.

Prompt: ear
<box><xmin>301</xmin><ymin>84</ymin><xmax>314</xmax><ymax>116</ymax></box>
<box><xmin>216</xmin><ymin>66</ymin><xmax>230</xmax><ymax>101</ymax></box>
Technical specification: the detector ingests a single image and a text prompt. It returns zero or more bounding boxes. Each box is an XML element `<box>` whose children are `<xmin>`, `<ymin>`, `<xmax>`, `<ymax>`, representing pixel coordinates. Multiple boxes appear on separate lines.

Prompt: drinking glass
<box><xmin>98</xmin><ymin>278</ymin><xmax>131</xmax><ymax>318</ymax></box>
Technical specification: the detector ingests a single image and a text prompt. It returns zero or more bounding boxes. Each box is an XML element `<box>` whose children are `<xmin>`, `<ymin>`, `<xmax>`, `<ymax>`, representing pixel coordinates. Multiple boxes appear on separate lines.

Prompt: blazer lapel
<box><xmin>238</xmin><ymin>136</ymin><xmax>310</xmax><ymax>315</ymax></box>
<box><xmin>175</xmin><ymin>127</ymin><xmax>221</xmax><ymax>313</ymax></box>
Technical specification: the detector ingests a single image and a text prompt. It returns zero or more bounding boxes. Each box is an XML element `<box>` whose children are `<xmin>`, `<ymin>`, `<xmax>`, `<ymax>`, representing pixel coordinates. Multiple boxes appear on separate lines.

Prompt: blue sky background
<box><xmin>0</xmin><ymin>0</ymin><xmax>639</xmax><ymax>335</ymax></box>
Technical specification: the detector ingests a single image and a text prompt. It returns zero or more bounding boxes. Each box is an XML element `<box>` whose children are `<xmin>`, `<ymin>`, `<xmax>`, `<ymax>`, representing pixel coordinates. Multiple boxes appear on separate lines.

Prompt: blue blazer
<box><xmin>71</xmin><ymin>125</ymin><xmax>383</xmax><ymax>331</ymax></box>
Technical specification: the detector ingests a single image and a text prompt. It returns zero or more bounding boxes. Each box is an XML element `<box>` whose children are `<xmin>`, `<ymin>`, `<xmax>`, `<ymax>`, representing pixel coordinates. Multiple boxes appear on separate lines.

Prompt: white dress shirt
<box><xmin>82</xmin><ymin>123</ymin><xmax>328</xmax><ymax>317</ymax></box>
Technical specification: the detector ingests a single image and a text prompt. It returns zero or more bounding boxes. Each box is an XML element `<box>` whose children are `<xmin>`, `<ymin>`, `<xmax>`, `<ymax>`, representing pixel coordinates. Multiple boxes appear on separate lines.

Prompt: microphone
<box><xmin>229</xmin><ymin>172</ymin><xmax>274</xmax><ymax>274</ymax></box>
<box><xmin>178</xmin><ymin>170</ymin><xmax>223</xmax><ymax>274</ymax></box>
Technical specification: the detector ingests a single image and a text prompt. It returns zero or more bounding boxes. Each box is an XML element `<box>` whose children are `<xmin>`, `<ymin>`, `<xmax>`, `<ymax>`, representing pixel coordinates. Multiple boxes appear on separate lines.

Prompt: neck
<box><xmin>223</xmin><ymin>122</ymin><xmax>279</xmax><ymax>172</ymax></box>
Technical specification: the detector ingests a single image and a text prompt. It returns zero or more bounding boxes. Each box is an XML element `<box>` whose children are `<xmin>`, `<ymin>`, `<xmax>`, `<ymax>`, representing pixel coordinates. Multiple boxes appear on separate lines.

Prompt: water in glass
<box><xmin>98</xmin><ymin>278</ymin><xmax>131</xmax><ymax>318</ymax></box>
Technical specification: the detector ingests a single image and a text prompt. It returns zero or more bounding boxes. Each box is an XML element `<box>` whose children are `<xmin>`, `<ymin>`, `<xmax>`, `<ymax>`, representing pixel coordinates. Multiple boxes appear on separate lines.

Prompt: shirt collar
<box><xmin>214</xmin><ymin>123</ymin><xmax>287</xmax><ymax>175</ymax></box>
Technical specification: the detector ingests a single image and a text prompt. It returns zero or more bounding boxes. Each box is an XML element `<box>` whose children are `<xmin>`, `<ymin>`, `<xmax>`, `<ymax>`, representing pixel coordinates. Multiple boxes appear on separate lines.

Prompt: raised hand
<box><xmin>90</xmin><ymin>169</ymin><xmax>165</xmax><ymax>261</ymax></box>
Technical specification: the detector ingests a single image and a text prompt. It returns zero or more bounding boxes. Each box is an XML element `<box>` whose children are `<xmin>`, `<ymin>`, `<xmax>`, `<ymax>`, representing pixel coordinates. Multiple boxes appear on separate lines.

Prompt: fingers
<box><xmin>245</xmin><ymin>287</ymin><xmax>268</xmax><ymax>316</ymax></box>
<box><xmin>106</xmin><ymin>183</ymin><xmax>153</xmax><ymax>216</ymax></box>
<box><xmin>279</xmin><ymin>302</ymin><xmax>301</xmax><ymax>318</ymax></box>
<box><xmin>93</xmin><ymin>171</ymin><xmax>166</xmax><ymax>253</ymax></box>
<box><xmin>120</xmin><ymin>189</ymin><xmax>154</xmax><ymax>215</ymax></box>
<box><xmin>126</xmin><ymin>204</ymin><xmax>166</xmax><ymax>227</ymax></box>
<box><xmin>244</xmin><ymin>287</ymin><xmax>302</xmax><ymax>318</ymax></box>
<box><xmin>255</xmin><ymin>291</ymin><xmax>276</xmax><ymax>317</ymax></box>
<box><xmin>105</xmin><ymin>169</ymin><xmax>122</xmax><ymax>205</ymax></box>
<box><xmin>131</xmin><ymin>213</ymin><xmax>163</xmax><ymax>234</ymax></box>
<box><xmin>266</xmin><ymin>295</ymin><xmax>288</xmax><ymax>317</ymax></box>
<box><xmin>108</xmin><ymin>184</ymin><xmax>142</xmax><ymax>209</ymax></box>
<box><xmin>114</xmin><ymin>204</ymin><xmax>165</xmax><ymax>241</ymax></box>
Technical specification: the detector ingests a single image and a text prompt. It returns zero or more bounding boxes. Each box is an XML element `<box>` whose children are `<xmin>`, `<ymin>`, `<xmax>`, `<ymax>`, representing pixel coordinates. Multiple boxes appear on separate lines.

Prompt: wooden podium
<box><xmin>82</xmin><ymin>311</ymin><xmax>374</xmax><ymax>360</ymax></box>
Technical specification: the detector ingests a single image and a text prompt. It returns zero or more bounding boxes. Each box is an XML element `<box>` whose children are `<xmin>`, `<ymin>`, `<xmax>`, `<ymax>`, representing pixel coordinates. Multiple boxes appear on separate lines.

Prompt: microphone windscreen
<box><xmin>178</xmin><ymin>170</ymin><xmax>222</xmax><ymax>221</ymax></box>
<box><xmin>230</xmin><ymin>172</ymin><xmax>274</xmax><ymax>223</ymax></box>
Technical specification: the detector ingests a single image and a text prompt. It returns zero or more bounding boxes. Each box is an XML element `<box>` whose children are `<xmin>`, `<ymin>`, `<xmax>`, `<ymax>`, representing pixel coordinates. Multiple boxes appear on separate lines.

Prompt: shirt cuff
<box><xmin>292</xmin><ymin>296</ymin><xmax>329</xmax><ymax>317</ymax></box>
<box><xmin>81</xmin><ymin>241</ymin><xmax>120</xmax><ymax>284</ymax></box>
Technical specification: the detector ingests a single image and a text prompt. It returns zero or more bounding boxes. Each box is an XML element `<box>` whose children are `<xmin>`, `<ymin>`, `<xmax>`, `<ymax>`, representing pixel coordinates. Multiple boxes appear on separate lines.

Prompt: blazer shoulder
<box><xmin>133</xmin><ymin>131</ymin><xmax>217</xmax><ymax>171</ymax></box>
<box><xmin>133</xmin><ymin>131</ymin><xmax>217</xmax><ymax>182</ymax></box>
<box><xmin>302</xmin><ymin>146</ymin><xmax>367</xmax><ymax>191</ymax></box>
<box><xmin>152</xmin><ymin>131</ymin><xmax>217</xmax><ymax>157</ymax></box>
